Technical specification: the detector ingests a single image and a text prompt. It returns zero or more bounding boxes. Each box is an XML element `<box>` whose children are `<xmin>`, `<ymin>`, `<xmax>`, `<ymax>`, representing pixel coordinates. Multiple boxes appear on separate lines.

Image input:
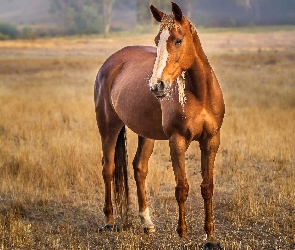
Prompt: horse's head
<box><xmin>149</xmin><ymin>2</ymin><xmax>195</xmax><ymax>99</ymax></box>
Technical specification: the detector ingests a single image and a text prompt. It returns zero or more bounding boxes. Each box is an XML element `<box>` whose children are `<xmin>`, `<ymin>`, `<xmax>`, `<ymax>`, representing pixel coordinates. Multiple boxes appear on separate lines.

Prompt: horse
<box><xmin>94</xmin><ymin>2</ymin><xmax>225</xmax><ymax>249</ymax></box>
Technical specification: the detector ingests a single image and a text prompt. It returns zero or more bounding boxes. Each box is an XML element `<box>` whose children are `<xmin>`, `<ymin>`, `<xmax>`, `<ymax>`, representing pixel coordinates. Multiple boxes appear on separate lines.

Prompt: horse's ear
<box><xmin>150</xmin><ymin>5</ymin><xmax>164</xmax><ymax>22</ymax></box>
<box><xmin>171</xmin><ymin>2</ymin><xmax>183</xmax><ymax>23</ymax></box>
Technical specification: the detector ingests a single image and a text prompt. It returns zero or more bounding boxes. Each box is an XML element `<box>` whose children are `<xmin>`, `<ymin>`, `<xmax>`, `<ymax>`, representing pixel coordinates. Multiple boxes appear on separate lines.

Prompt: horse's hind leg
<box><xmin>98</xmin><ymin>119</ymin><xmax>124</xmax><ymax>229</ymax></box>
<box><xmin>132</xmin><ymin>136</ymin><xmax>155</xmax><ymax>233</ymax></box>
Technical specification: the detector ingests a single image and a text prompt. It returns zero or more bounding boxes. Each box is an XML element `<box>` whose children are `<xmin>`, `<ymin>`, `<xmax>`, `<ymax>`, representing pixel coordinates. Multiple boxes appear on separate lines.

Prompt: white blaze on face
<box><xmin>149</xmin><ymin>29</ymin><xmax>170</xmax><ymax>88</ymax></box>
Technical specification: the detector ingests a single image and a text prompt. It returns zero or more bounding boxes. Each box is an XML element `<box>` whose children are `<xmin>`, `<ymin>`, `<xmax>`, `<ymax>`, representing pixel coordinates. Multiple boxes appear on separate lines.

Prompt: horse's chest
<box><xmin>161</xmin><ymin>101</ymin><xmax>205</xmax><ymax>140</ymax></box>
<box><xmin>111</xmin><ymin>83</ymin><xmax>167</xmax><ymax>140</ymax></box>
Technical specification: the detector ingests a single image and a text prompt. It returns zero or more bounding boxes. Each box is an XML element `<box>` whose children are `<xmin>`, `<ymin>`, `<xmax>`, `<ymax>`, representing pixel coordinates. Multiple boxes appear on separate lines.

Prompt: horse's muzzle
<box><xmin>150</xmin><ymin>79</ymin><xmax>170</xmax><ymax>98</ymax></box>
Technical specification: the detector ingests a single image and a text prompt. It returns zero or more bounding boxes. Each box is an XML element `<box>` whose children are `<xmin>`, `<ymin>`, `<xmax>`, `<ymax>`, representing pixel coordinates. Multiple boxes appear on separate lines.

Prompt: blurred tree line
<box><xmin>50</xmin><ymin>0</ymin><xmax>105</xmax><ymax>34</ymax></box>
<box><xmin>193</xmin><ymin>0</ymin><xmax>295</xmax><ymax>27</ymax></box>
<box><xmin>49</xmin><ymin>0</ymin><xmax>295</xmax><ymax>35</ymax></box>
<box><xmin>136</xmin><ymin>0</ymin><xmax>295</xmax><ymax>27</ymax></box>
<box><xmin>49</xmin><ymin>0</ymin><xmax>199</xmax><ymax>34</ymax></box>
<box><xmin>0</xmin><ymin>0</ymin><xmax>294</xmax><ymax>39</ymax></box>
<box><xmin>50</xmin><ymin>0</ymin><xmax>135</xmax><ymax>35</ymax></box>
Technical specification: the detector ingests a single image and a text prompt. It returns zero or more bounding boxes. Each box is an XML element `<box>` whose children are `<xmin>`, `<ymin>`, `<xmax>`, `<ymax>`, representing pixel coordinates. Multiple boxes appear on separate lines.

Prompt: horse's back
<box><xmin>95</xmin><ymin>46</ymin><xmax>167</xmax><ymax>139</ymax></box>
<box><xmin>95</xmin><ymin>46</ymin><xmax>155</xmax><ymax>91</ymax></box>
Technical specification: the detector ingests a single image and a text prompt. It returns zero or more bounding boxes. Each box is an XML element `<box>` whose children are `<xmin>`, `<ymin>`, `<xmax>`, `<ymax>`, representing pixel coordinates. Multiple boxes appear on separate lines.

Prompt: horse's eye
<box><xmin>175</xmin><ymin>39</ymin><xmax>182</xmax><ymax>46</ymax></box>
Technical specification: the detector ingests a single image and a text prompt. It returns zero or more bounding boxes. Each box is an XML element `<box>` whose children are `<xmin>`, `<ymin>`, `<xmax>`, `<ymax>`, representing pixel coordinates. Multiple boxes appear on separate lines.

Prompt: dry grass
<box><xmin>0</xmin><ymin>31</ymin><xmax>294</xmax><ymax>249</ymax></box>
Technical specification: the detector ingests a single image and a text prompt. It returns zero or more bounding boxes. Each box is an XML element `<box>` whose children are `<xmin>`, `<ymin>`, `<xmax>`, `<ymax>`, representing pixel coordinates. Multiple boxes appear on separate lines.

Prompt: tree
<box><xmin>102</xmin><ymin>0</ymin><xmax>116</xmax><ymax>34</ymax></box>
<box><xmin>236</xmin><ymin>0</ymin><xmax>251</xmax><ymax>9</ymax></box>
<box><xmin>136</xmin><ymin>0</ymin><xmax>150</xmax><ymax>25</ymax></box>
<box><xmin>49</xmin><ymin>0</ymin><xmax>104</xmax><ymax>34</ymax></box>
<box><xmin>179</xmin><ymin>0</ymin><xmax>196</xmax><ymax>20</ymax></box>
<box><xmin>236</xmin><ymin>0</ymin><xmax>261</xmax><ymax>23</ymax></box>
<box><xmin>0</xmin><ymin>22</ymin><xmax>19</xmax><ymax>39</ymax></box>
<box><xmin>78</xmin><ymin>5</ymin><xmax>104</xmax><ymax>34</ymax></box>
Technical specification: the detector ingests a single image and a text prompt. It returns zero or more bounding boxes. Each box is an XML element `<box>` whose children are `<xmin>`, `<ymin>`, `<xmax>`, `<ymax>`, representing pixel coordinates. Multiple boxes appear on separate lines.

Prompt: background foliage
<box><xmin>0</xmin><ymin>0</ymin><xmax>295</xmax><ymax>37</ymax></box>
<box><xmin>0</xmin><ymin>22</ymin><xmax>18</xmax><ymax>40</ymax></box>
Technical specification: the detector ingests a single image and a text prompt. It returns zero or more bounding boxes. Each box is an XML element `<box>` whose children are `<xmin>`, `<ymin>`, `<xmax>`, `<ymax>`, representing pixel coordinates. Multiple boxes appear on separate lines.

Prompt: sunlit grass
<box><xmin>0</xmin><ymin>34</ymin><xmax>294</xmax><ymax>249</ymax></box>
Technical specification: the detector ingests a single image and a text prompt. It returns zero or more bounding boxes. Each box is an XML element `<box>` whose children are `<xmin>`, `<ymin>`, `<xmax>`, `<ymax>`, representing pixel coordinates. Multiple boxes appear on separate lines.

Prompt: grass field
<box><xmin>0</xmin><ymin>29</ymin><xmax>294</xmax><ymax>249</ymax></box>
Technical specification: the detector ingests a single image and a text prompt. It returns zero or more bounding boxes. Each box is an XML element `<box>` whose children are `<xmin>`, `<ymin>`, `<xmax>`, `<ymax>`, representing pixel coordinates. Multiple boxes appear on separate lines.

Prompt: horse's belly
<box><xmin>116</xmin><ymin>104</ymin><xmax>167</xmax><ymax>140</ymax></box>
<box><xmin>125</xmin><ymin>117</ymin><xmax>167</xmax><ymax>140</ymax></box>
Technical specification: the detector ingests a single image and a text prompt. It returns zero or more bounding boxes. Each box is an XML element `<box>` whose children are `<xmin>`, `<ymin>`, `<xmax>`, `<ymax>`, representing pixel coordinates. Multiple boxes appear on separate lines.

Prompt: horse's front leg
<box><xmin>200</xmin><ymin>132</ymin><xmax>222</xmax><ymax>249</ymax></box>
<box><xmin>133</xmin><ymin>136</ymin><xmax>156</xmax><ymax>233</ymax></box>
<box><xmin>169</xmin><ymin>133</ymin><xmax>189</xmax><ymax>239</ymax></box>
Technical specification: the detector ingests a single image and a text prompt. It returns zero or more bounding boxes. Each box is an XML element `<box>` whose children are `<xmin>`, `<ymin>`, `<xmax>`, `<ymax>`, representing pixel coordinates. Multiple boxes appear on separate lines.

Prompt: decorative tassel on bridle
<box><xmin>177</xmin><ymin>71</ymin><xmax>186</xmax><ymax>110</ymax></box>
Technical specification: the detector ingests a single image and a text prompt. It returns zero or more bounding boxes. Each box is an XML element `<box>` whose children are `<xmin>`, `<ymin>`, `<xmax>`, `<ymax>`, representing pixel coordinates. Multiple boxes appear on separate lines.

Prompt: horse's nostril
<box><xmin>150</xmin><ymin>80</ymin><xmax>168</xmax><ymax>98</ymax></box>
<box><xmin>157</xmin><ymin>80</ymin><xmax>165</xmax><ymax>92</ymax></box>
<box><xmin>150</xmin><ymin>85</ymin><xmax>158</xmax><ymax>92</ymax></box>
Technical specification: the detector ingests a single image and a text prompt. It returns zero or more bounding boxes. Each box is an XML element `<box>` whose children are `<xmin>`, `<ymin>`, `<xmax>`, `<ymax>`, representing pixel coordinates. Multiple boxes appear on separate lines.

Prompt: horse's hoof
<box><xmin>177</xmin><ymin>231</ymin><xmax>189</xmax><ymax>241</ymax></box>
<box><xmin>143</xmin><ymin>226</ymin><xmax>156</xmax><ymax>234</ymax></box>
<box><xmin>180</xmin><ymin>235</ymin><xmax>190</xmax><ymax>243</ymax></box>
<box><xmin>99</xmin><ymin>224</ymin><xmax>120</xmax><ymax>232</ymax></box>
<box><xmin>204</xmin><ymin>242</ymin><xmax>223</xmax><ymax>250</ymax></box>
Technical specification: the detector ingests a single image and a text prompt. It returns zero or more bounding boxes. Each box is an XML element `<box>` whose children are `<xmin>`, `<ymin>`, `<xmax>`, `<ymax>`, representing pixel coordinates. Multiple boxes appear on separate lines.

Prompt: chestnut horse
<box><xmin>94</xmin><ymin>2</ymin><xmax>225</xmax><ymax>249</ymax></box>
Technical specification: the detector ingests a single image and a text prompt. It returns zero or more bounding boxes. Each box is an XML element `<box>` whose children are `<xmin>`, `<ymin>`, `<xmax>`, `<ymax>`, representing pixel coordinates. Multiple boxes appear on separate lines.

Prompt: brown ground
<box><xmin>0</xmin><ymin>29</ymin><xmax>294</xmax><ymax>249</ymax></box>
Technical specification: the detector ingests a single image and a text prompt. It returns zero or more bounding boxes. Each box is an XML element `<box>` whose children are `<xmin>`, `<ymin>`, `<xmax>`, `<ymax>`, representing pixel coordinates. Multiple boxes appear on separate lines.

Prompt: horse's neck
<box><xmin>186</xmin><ymin>30</ymin><xmax>212</xmax><ymax>101</ymax></box>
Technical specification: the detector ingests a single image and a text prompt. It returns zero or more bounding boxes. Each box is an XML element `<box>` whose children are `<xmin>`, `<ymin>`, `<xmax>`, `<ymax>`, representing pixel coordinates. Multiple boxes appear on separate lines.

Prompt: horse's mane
<box><xmin>188</xmin><ymin>20</ymin><xmax>211</xmax><ymax>69</ymax></box>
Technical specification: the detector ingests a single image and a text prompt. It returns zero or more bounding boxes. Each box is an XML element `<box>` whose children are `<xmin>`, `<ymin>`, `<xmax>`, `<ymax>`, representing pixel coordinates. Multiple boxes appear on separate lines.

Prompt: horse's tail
<box><xmin>113</xmin><ymin>125</ymin><xmax>129</xmax><ymax>220</ymax></box>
